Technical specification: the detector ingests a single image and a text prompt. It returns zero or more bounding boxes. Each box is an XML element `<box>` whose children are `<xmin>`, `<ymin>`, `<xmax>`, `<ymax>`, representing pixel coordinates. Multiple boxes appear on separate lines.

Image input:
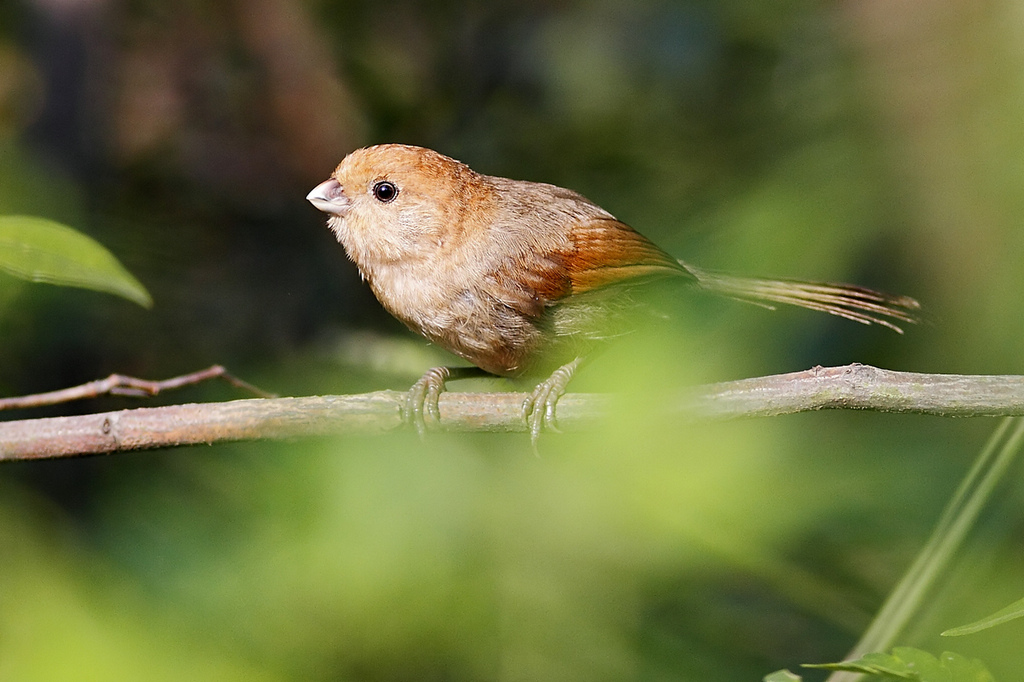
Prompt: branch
<box><xmin>2</xmin><ymin>364</ymin><xmax>1023</xmax><ymax>462</ymax></box>
<box><xmin>0</xmin><ymin>365</ymin><xmax>274</xmax><ymax>410</ymax></box>
<box><xmin>678</xmin><ymin>363</ymin><xmax>1024</xmax><ymax>418</ymax></box>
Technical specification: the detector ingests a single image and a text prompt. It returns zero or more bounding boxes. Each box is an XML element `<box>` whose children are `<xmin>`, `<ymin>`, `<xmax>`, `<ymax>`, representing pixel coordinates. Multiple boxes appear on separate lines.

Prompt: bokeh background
<box><xmin>3</xmin><ymin>0</ymin><xmax>1024</xmax><ymax>679</ymax></box>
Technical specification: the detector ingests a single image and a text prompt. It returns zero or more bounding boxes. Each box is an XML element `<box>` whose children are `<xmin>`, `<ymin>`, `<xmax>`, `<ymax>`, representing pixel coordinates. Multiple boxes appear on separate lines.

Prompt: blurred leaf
<box><xmin>0</xmin><ymin>215</ymin><xmax>152</xmax><ymax>308</ymax></box>
<box><xmin>764</xmin><ymin>670</ymin><xmax>803</xmax><ymax>681</ymax></box>
<box><xmin>942</xmin><ymin>596</ymin><xmax>1024</xmax><ymax>637</ymax></box>
<box><xmin>805</xmin><ymin>647</ymin><xmax>994</xmax><ymax>681</ymax></box>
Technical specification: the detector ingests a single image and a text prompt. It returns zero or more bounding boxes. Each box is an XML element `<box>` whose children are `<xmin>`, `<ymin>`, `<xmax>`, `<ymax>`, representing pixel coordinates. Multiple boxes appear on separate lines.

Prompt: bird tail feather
<box><xmin>685</xmin><ymin>264</ymin><xmax>921</xmax><ymax>333</ymax></box>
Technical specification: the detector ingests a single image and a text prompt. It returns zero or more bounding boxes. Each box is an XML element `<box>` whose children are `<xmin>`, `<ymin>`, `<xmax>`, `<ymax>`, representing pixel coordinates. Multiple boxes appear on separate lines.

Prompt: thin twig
<box><xmin>2</xmin><ymin>364</ymin><xmax>1024</xmax><ymax>461</ymax></box>
<box><xmin>0</xmin><ymin>365</ymin><xmax>275</xmax><ymax>411</ymax></box>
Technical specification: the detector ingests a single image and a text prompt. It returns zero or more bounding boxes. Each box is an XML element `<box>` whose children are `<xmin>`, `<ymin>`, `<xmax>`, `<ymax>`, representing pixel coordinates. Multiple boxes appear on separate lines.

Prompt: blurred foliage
<box><xmin>943</xmin><ymin>594</ymin><xmax>1024</xmax><ymax>638</ymax></box>
<box><xmin>3</xmin><ymin>0</ymin><xmax>1024</xmax><ymax>680</ymax></box>
<box><xmin>0</xmin><ymin>215</ymin><xmax>152</xmax><ymax>307</ymax></box>
<box><xmin>803</xmin><ymin>647</ymin><xmax>995</xmax><ymax>681</ymax></box>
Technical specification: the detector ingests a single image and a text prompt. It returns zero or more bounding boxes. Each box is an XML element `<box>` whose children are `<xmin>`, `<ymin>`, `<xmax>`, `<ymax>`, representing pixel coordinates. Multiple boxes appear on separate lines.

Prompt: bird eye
<box><xmin>372</xmin><ymin>180</ymin><xmax>398</xmax><ymax>203</ymax></box>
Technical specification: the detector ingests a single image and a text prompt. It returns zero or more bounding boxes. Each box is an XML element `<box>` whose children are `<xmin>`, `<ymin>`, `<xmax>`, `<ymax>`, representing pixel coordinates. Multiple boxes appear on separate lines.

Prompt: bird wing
<box><xmin>560</xmin><ymin>217</ymin><xmax>692</xmax><ymax>295</ymax></box>
<box><xmin>483</xmin><ymin>217</ymin><xmax>690</xmax><ymax>321</ymax></box>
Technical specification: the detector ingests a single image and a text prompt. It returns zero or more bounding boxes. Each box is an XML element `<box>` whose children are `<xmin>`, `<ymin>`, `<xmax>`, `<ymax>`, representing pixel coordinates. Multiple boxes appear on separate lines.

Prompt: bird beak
<box><xmin>306</xmin><ymin>178</ymin><xmax>351</xmax><ymax>216</ymax></box>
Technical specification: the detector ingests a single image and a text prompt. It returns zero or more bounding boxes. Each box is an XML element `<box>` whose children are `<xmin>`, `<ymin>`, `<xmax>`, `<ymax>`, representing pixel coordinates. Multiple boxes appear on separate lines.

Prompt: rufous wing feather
<box><xmin>560</xmin><ymin>218</ymin><xmax>693</xmax><ymax>295</ymax></box>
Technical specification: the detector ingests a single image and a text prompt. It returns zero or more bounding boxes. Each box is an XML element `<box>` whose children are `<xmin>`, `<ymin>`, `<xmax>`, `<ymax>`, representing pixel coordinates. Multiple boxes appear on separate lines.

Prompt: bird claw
<box><xmin>521</xmin><ymin>358</ymin><xmax>583</xmax><ymax>450</ymax></box>
<box><xmin>405</xmin><ymin>367</ymin><xmax>451</xmax><ymax>437</ymax></box>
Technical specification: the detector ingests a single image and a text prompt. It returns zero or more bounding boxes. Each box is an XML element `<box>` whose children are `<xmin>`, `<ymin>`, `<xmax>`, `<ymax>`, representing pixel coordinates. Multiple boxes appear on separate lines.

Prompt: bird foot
<box><xmin>522</xmin><ymin>358</ymin><xmax>583</xmax><ymax>449</ymax></box>
<box><xmin>405</xmin><ymin>367</ymin><xmax>452</xmax><ymax>437</ymax></box>
<box><xmin>404</xmin><ymin>366</ymin><xmax>490</xmax><ymax>437</ymax></box>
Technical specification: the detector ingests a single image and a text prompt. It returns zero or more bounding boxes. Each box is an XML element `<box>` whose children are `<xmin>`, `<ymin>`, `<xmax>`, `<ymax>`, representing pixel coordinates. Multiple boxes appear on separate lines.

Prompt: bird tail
<box><xmin>685</xmin><ymin>264</ymin><xmax>921</xmax><ymax>333</ymax></box>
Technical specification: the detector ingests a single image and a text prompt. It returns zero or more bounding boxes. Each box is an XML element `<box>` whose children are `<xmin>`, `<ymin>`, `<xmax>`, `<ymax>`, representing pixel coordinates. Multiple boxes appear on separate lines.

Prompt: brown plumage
<box><xmin>308</xmin><ymin>144</ymin><xmax>919</xmax><ymax>439</ymax></box>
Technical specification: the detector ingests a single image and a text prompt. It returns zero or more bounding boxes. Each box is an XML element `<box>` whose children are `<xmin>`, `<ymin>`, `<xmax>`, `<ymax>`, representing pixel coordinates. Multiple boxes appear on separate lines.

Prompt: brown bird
<box><xmin>307</xmin><ymin>144</ymin><xmax>919</xmax><ymax>442</ymax></box>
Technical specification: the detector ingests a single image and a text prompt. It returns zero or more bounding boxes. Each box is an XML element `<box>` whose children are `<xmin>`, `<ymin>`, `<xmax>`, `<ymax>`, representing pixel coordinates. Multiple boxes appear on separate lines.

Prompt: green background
<box><xmin>2</xmin><ymin>0</ymin><xmax>1024</xmax><ymax>679</ymax></box>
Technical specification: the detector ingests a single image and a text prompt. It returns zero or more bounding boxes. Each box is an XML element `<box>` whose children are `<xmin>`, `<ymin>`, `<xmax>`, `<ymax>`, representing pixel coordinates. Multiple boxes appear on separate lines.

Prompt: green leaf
<box><xmin>764</xmin><ymin>670</ymin><xmax>803</xmax><ymax>682</ymax></box>
<box><xmin>0</xmin><ymin>215</ymin><xmax>152</xmax><ymax>308</ymax></box>
<box><xmin>805</xmin><ymin>651</ymin><xmax>917</xmax><ymax>679</ymax></box>
<box><xmin>804</xmin><ymin>647</ymin><xmax>994</xmax><ymax>682</ymax></box>
<box><xmin>942</xmin><ymin>595</ymin><xmax>1024</xmax><ymax>636</ymax></box>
